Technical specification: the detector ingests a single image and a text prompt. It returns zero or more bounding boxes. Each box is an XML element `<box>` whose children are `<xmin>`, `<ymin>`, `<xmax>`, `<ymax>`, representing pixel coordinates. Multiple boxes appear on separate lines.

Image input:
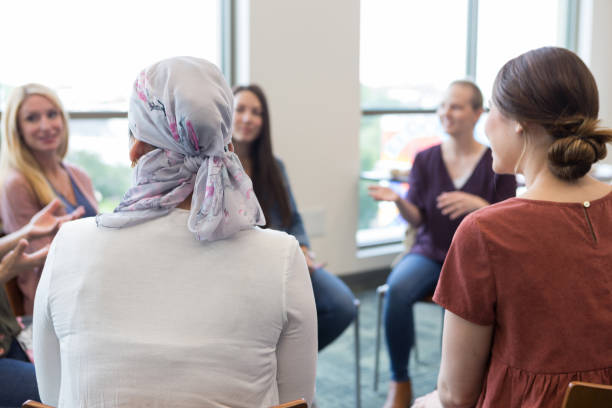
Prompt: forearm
<box><xmin>0</xmin><ymin>225</ymin><xmax>30</xmax><ymax>258</ymax></box>
<box><xmin>395</xmin><ymin>197</ymin><xmax>422</xmax><ymax>227</ymax></box>
<box><xmin>438</xmin><ymin>383</ymin><xmax>480</xmax><ymax>408</ymax></box>
<box><xmin>472</xmin><ymin>196</ymin><xmax>489</xmax><ymax>209</ymax></box>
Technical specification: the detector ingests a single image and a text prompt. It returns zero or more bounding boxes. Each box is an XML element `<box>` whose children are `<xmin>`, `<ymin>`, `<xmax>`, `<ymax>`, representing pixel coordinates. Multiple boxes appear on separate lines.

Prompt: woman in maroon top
<box><xmin>369</xmin><ymin>81</ymin><xmax>516</xmax><ymax>407</ymax></box>
<box><xmin>415</xmin><ymin>47</ymin><xmax>612</xmax><ymax>408</ymax></box>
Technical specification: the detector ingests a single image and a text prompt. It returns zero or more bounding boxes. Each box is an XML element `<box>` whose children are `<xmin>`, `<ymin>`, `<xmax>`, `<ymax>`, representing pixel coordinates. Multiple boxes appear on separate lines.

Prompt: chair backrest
<box><xmin>561</xmin><ymin>381</ymin><xmax>612</xmax><ymax>408</ymax></box>
<box><xmin>22</xmin><ymin>401</ymin><xmax>54</xmax><ymax>408</ymax></box>
<box><xmin>270</xmin><ymin>399</ymin><xmax>308</xmax><ymax>408</ymax></box>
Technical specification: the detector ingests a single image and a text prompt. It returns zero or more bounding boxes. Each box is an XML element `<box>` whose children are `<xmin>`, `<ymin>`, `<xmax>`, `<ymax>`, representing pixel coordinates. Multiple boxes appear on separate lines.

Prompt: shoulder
<box><xmin>56</xmin><ymin>216</ymin><xmax>98</xmax><ymax>240</ymax></box>
<box><xmin>237</xmin><ymin>226</ymin><xmax>298</xmax><ymax>249</ymax></box>
<box><xmin>274</xmin><ymin>157</ymin><xmax>287</xmax><ymax>173</ymax></box>
<box><xmin>64</xmin><ymin>162</ymin><xmax>92</xmax><ymax>183</ymax></box>
<box><xmin>412</xmin><ymin>144</ymin><xmax>442</xmax><ymax>170</ymax></box>
<box><xmin>238</xmin><ymin>227</ymin><xmax>301</xmax><ymax>257</ymax></box>
<box><xmin>2</xmin><ymin>167</ymin><xmax>31</xmax><ymax>190</ymax></box>
<box><xmin>471</xmin><ymin>197</ymin><xmax>524</xmax><ymax>218</ymax></box>
<box><xmin>415</xmin><ymin>144</ymin><xmax>441</xmax><ymax>161</ymax></box>
<box><xmin>460</xmin><ymin>198</ymin><xmax>528</xmax><ymax>237</ymax></box>
<box><xmin>273</xmin><ymin>157</ymin><xmax>292</xmax><ymax>186</ymax></box>
<box><xmin>0</xmin><ymin>168</ymin><xmax>36</xmax><ymax>202</ymax></box>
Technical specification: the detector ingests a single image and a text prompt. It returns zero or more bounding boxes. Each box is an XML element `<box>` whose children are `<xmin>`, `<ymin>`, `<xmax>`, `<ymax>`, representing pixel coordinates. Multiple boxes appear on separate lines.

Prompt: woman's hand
<box><xmin>0</xmin><ymin>239</ymin><xmax>49</xmax><ymax>285</ymax></box>
<box><xmin>436</xmin><ymin>192</ymin><xmax>489</xmax><ymax>220</ymax></box>
<box><xmin>26</xmin><ymin>199</ymin><xmax>85</xmax><ymax>240</ymax></box>
<box><xmin>301</xmin><ymin>246</ymin><xmax>326</xmax><ymax>275</ymax></box>
<box><xmin>412</xmin><ymin>390</ymin><xmax>443</xmax><ymax>408</ymax></box>
<box><xmin>368</xmin><ymin>185</ymin><xmax>400</xmax><ymax>202</ymax></box>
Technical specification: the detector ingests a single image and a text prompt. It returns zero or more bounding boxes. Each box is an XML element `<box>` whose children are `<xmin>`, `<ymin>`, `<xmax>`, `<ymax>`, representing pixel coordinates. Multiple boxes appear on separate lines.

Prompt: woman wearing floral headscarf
<box><xmin>33</xmin><ymin>57</ymin><xmax>317</xmax><ymax>408</ymax></box>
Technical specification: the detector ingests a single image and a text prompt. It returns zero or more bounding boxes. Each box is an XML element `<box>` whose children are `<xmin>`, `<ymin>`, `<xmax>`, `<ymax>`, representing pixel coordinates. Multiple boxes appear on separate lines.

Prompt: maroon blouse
<box><xmin>407</xmin><ymin>145</ymin><xmax>516</xmax><ymax>263</ymax></box>
<box><xmin>434</xmin><ymin>191</ymin><xmax>612</xmax><ymax>407</ymax></box>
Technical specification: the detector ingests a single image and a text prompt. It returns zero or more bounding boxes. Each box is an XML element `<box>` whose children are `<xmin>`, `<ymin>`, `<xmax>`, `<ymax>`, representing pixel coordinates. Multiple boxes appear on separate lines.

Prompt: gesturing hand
<box><xmin>436</xmin><ymin>191</ymin><xmax>489</xmax><ymax>220</ymax></box>
<box><xmin>27</xmin><ymin>199</ymin><xmax>86</xmax><ymax>239</ymax></box>
<box><xmin>368</xmin><ymin>185</ymin><xmax>400</xmax><ymax>202</ymax></box>
<box><xmin>301</xmin><ymin>246</ymin><xmax>326</xmax><ymax>276</ymax></box>
<box><xmin>0</xmin><ymin>239</ymin><xmax>49</xmax><ymax>284</ymax></box>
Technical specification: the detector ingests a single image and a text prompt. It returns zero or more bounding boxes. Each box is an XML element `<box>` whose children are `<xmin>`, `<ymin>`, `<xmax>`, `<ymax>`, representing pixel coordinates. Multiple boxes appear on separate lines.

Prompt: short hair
<box><xmin>449</xmin><ymin>80</ymin><xmax>483</xmax><ymax>111</ymax></box>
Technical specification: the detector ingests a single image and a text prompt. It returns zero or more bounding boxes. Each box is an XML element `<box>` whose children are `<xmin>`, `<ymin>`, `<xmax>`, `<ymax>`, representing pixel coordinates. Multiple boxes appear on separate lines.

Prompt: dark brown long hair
<box><xmin>232</xmin><ymin>84</ymin><xmax>292</xmax><ymax>228</ymax></box>
<box><xmin>492</xmin><ymin>47</ymin><xmax>612</xmax><ymax>181</ymax></box>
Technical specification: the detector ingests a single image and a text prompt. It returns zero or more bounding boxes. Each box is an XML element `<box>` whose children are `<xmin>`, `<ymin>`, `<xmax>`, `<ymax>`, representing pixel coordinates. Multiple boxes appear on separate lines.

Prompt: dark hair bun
<box><xmin>547</xmin><ymin>118</ymin><xmax>609</xmax><ymax>181</ymax></box>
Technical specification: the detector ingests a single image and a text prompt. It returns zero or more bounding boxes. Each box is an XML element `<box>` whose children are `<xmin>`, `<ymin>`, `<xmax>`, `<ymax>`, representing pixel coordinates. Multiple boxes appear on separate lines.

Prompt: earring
<box><xmin>131</xmin><ymin>160</ymin><xmax>138</xmax><ymax>168</ymax></box>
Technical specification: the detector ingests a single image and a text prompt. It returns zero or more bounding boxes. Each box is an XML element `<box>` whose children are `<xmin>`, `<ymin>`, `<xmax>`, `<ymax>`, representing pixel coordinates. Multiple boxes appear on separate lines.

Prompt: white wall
<box><xmin>578</xmin><ymin>0</ymin><xmax>612</xmax><ymax>154</ymax></box>
<box><xmin>238</xmin><ymin>0</ymin><xmax>612</xmax><ymax>275</ymax></box>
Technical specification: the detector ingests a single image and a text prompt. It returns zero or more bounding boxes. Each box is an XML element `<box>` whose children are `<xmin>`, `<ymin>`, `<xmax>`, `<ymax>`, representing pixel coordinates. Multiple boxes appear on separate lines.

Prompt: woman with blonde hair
<box><xmin>0</xmin><ymin>83</ymin><xmax>97</xmax><ymax>314</ymax></box>
<box><xmin>415</xmin><ymin>47</ymin><xmax>612</xmax><ymax>407</ymax></box>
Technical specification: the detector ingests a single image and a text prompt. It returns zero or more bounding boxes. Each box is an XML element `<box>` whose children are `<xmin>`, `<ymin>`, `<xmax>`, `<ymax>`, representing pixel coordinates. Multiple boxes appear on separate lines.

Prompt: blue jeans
<box><xmin>0</xmin><ymin>338</ymin><xmax>40</xmax><ymax>407</ymax></box>
<box><xmin>384</xmin><ymin>253</ymin><xmax>442</xmax><ymax>382</ymax></box>
<box><xmin>311</xmin><ymin>267</ymin><xmax>357</xmax><ymax>351</ymax></box>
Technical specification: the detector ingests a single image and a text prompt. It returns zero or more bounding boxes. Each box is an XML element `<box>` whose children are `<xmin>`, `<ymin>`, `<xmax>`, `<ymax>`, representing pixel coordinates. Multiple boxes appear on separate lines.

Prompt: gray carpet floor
<box><xmin>315</xmin><ymin>287</ymin><xmax>444</xmax><ymax>408</ymax></box>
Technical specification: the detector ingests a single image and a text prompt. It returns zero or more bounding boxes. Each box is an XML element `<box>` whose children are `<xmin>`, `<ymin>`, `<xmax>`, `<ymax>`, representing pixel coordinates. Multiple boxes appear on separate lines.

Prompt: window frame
<box><xmin>0</xmin><ymin>0</ymin><xmax>233</xmax><ymax>121</ymax></box>
<box><xmin>358</xmin><ymin>0</ymin><xmax>578</xmax><ymax>249</ymax></box>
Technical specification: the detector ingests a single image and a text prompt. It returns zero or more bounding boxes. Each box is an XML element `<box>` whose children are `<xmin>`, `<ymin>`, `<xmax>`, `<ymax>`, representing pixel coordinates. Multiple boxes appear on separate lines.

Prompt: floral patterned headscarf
<box><xmin>96</xmin><ymin>56</ymin><xmax>265</xmax><ymax>241</ymax></box>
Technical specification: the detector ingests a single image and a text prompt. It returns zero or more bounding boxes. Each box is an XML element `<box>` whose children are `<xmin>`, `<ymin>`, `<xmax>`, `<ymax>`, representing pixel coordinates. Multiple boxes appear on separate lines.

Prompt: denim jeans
<box><xmin>311</xmin><ymin>267</ymin><xmax>357</xmax><ymax>351</ymax></box>
<box><xmin>383</xmin><ymin>253</ymin><xmax>442</xmax><ymax>382</ymax></box>
<box><xmin>0</xmin><ymin>338</ymin><xmax>40</xmax><ymax>407</ymax></box>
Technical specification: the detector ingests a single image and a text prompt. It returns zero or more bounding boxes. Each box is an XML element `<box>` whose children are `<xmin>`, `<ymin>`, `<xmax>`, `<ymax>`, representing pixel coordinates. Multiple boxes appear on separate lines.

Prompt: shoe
<box><xmin>382</xmin><ymin>380</ymin><xmax>412</xmax><ymax>408</ymax></box>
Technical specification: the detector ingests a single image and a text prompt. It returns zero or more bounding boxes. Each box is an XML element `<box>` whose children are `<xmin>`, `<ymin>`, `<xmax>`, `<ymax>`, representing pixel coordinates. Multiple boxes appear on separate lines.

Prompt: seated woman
<box><xmin>33</xmin><ymin>57</ymin><xmax>317</xmax><ymax>407</ymax></box>
<box><xmin>0</xmin><ymin>199</ymin><xmax>82</xmax><ymax>407</ymax></box>
<box><xmin>232</xmin><ymin>84</ymin><xmax>356</xmax><ymax>351</ymax></box>
<box><xmin>0</xmin><ymin>84</ymin><xmax>98</xmax><ymax>315</ymax></box>
<box><xmin>415</xmin><ymin>47</ymin><xmax>612</xmax><ymax>408</ymax></box>
<box><xmin>368</xmin><ymin>80</ymin><xmax>517</xmax><ymax>407</ymax></box>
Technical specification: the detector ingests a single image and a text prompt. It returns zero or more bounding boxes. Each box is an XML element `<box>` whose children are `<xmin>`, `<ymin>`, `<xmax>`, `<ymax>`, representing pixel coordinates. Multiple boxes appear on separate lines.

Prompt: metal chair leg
<box><xmin>374</xmin><ymin>284</ymin><xmax>388</xmax><ymax>391</ymax></box>
<box><xmin>439</xmin><ymin>308</ymin><xmax>445</xmax><ymax>350</ymax></box>
<box><xmin>415</xmin><ymin>306</ymin><xmax>422</xmax><ymax>363</ymax></box>
<box><xmin>354</xmin><ymin>298</ymin><xmax>361</xmax><ymax>408</ymax></box>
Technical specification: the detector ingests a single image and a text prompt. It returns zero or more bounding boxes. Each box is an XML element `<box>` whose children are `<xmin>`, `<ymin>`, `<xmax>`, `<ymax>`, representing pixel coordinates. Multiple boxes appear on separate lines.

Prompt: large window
<box><xmin>0</xmin><ymin>0</ymin><xmax>226</xmax><ymax>211</ymax></box>
<box><xmin>358</xmin><ymin>0</ymin><xmax>575</xmax><ymax>247</ymax></box>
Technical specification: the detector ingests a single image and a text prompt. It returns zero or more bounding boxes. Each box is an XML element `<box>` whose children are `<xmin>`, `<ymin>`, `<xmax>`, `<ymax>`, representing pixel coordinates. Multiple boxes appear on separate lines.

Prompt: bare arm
<box><xmin>0</xmin><ymin>200</ymin><xmax>85</xmax><ymax>285</ymax></box>
<box><xmin>368</xmin><ymin>185</ymin><xmax>422</xmax><ymax>227</ymax></box>
<box><xmin>0</xmin><ymin>240</ymin><xmax>48</xmax><ymax>285</ymax></box>
<box><xmin>437</xmin><ymin>311</ymin><xmax>493</xmax><ymax>408</ymax></box>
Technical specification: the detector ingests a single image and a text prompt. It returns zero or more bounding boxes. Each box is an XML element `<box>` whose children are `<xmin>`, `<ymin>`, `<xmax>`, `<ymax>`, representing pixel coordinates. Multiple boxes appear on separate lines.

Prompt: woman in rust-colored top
<box><xmin>414</xmin><ymin>47</ymin><xmax>612</xmax><ymax>408</ymax></box>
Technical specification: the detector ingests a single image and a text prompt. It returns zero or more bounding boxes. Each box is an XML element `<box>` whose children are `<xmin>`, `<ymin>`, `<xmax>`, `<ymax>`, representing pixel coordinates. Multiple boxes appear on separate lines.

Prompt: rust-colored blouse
<box><xmin>434</xmin><ymin>191</ymin><xmax>612</xmax><ymax>408</ymax></box>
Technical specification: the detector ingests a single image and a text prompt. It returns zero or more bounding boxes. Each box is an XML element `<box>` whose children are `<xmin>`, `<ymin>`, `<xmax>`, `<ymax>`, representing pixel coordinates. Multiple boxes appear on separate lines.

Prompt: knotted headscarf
<box><xmin>96</xmin><ymin>57</ymin><xmax>265</xmax><ymax>241</ymax></box>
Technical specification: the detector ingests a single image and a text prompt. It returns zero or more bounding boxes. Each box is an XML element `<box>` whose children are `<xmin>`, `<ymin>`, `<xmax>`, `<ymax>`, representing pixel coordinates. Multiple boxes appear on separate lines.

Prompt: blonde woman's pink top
<box><xmin>0</xmin><ymin>164</ymin><xmax>98</xmax><ymax>315</ymax></box>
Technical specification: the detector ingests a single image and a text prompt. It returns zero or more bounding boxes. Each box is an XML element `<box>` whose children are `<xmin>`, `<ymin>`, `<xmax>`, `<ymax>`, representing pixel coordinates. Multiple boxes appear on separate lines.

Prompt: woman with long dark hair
<box><xmin>232</xmin><ymin>84</ymin><xmax>357</xmax><ymax>351</ymax></box>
